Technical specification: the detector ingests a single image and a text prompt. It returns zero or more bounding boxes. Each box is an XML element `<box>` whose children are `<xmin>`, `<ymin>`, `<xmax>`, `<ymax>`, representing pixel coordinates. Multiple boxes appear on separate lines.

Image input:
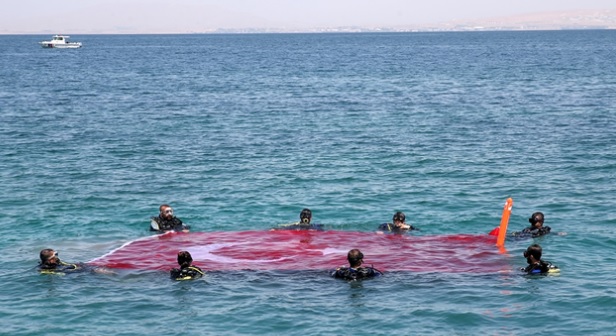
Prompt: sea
<box><xmin>0</xmin><ymin>30</ymin><xmax>615</xmax><ymax>335</ymax></box>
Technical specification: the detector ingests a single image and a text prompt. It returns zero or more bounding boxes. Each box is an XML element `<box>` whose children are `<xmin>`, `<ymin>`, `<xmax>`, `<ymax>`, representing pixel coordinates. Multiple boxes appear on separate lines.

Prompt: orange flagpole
<box><xmin>496</xmin><ymin>198</ymin><xmax>513</xmax><ymax>248</ymax></box>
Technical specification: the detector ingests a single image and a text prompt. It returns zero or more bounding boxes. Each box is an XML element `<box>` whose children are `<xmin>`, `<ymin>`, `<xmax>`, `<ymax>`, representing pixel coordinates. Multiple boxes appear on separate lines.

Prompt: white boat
<box><xmin>39</xmin><ymin>35</ymin><xmax>82</xmax><ymax>49</ymax></box>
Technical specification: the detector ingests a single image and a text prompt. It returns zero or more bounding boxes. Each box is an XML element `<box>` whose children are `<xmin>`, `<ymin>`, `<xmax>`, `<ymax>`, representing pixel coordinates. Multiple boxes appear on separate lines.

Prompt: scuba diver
<box><xmin>377</xmin><ymin>211</ymin><xmax>417</xmax><ymax>233</ymax></box>
<box><xmin>511</xmin><ymin>212</ymin><xmax>552</xmax><ymax>238</ymax></box>
<box><xmin>151</xmin><ymin>204</ymin><xmax>190</xmax><ymax>233</ymax></box>
<box><xmin>170</xmin><ymin>251</ymin><xmax>204</xmax><ymax>281</ymax></box>
<box><xmin>332</xmin><ymin>249</ymin><xmax>383</xmax><ymax>280</ymax></box>
<box><xmin>273</xmin><ymin>208</ymin><xmax>324</xmax><ymax>231</ymax></box>
<box><xmin>521</xmin><ymin>244</ymin><xmax>560</xmax><ymax>275</ymax></box>
<box><xmin>38</xmin><ymin>249</ymin><xmax>81</xmax><ymax>275</ymax></box>
<box><xmin>38</xmin><ymin>249</ymin><xmax>113</xmax><ymax>275</ymax></box>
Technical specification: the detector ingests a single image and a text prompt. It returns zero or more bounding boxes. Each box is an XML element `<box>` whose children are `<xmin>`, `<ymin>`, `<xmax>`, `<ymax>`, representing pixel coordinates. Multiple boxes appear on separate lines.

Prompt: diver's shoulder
<box><xmin>377</xmin><ymin>223</ymin><xmax>393</xmax><ymax>231</ymax></box>
<box><xmin>38</xmin><ymin>262</ymin><xmax>85</xmax><ymax>275</ymax></box>
<box><xmin>522</xmin><ymin>261</ymin><xmax>560</xmax><ymax>275</ymax></box>
<box><xmin>274</xmin><ymin>222</ymin><xmax>323</xmax><ymax>231</ymax></box>
<box><xmin>171</xmin><ymin>266</ymin><xmax>204</xmax><ymax>281</ymax></box>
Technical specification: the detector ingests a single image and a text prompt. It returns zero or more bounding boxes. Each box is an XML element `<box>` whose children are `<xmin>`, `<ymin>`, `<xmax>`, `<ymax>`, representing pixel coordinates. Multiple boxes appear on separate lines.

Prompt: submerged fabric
<box><xmin>89</xmin><ymin>230</ymin><xmax>508</xmax><ymax>273</ymax></box>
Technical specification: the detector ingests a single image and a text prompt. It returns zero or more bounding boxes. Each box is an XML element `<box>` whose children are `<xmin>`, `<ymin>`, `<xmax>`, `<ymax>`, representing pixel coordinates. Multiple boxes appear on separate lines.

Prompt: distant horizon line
<box><xmin>2</xmin><ymin>27</ymin><xmax>615</xmax><ymax>36</ymax></box>
<box><xmin>3</xmin><ymin>8</ymin><xmax>615</xmax><ymax>35</ymax></box>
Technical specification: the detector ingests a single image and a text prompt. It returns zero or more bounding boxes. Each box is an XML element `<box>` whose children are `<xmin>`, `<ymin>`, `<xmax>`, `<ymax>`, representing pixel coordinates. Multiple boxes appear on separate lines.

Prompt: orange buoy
<box><xmin>496</xmin><ymin>198</ymin><xmax>513</xmax><ymax>247</ymax></box>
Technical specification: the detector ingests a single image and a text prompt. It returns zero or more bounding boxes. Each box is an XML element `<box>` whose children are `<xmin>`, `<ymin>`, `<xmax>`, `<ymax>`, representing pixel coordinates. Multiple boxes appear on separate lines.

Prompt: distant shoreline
<box><xmin>2</xmin><ymin>27</ymin><xmax>615</xmax><ymax>36</ymax></box>
<box><xmin>3</xmin><ymin>8</ymin><xmax>615</xmax><ymax>35</ymax></box>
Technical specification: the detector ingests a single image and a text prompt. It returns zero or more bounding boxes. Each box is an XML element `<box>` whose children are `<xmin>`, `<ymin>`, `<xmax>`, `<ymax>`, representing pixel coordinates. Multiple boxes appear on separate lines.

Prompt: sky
<box><xmin>2</xmin><ymin>0</ymin><xmax>615</xmax><ymax>34</ymax></box>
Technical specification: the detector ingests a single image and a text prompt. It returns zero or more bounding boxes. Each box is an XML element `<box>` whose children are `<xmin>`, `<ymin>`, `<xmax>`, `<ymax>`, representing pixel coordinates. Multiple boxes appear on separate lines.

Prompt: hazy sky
<box><xmin>2</xmin><ymin>0</ymin><xmax>614</xmax><ymax>34</ymax></box>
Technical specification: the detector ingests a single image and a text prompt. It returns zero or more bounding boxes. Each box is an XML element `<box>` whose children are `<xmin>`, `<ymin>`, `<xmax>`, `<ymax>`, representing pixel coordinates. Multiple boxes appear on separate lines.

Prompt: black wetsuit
<box><xmin>274</xmin><ymin>223</ymin><xmax>324</xmax><ymax>231</ymax></box>
<box><xmin>170</xmin><ymin>266</ymin><xmax>205</xmax><ymax>280</ymax></box>
<box><xmin>332</xmin><ymin>266</ymin><xmax>383</xmax><ymax>280</ymax></box>
<box><xmin>151</xmin><ymin>216</ymin><xmax>190</xmax><ymax>232</ymax></box>
<box><xmin>377</xmin><ymin>223</ymin><xmax>417</xmax><ymax>233</ymax></box>
<box><xmin>38</xmin><ymin>261</ymin><xmax>84</xmax><ymax>275</ymax></box>
<box><xmin>511</xmin><ymin>226</ymin><xmax>552</xmax><ymax>238</ymax></box>
<box><xmin>522</xmin><ymin>260</ymin><xmax>559</xmax><ymax>275</ymax></box>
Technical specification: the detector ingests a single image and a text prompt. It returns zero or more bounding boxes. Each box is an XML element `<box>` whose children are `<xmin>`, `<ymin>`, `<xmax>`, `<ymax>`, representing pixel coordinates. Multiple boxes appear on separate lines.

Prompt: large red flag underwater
<box><xmin>90</xmin><ymin>198</ymin><xmax>513</xmax><ymax>273</ymax></box>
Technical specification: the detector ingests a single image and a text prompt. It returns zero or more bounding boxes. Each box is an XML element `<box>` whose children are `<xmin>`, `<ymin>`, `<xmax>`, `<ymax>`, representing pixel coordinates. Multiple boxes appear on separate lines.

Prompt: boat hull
<box><xmin>40</xmin><ymin>42</ymin><xmax>82</xmax><ymax>49</ymax></box>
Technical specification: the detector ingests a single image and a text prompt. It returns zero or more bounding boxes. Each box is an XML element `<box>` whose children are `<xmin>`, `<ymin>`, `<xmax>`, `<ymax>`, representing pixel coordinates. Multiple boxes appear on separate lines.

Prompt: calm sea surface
<box><xmin>1</xmin><ymin>31</ymin><xmax>615</xmax><ymax>335</ymax></box>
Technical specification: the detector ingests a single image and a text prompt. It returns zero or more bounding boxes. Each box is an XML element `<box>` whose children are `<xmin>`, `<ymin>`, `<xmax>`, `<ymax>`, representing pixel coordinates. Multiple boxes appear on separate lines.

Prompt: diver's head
<box><xmin>523</xmin><ymin>244</ymin><xmax>542</xmax><ymax>264</ymax></box>
<box><xmin>40</xmin><ymin>249</ymin><xmax>59</xmax><ymax>266</ymax></box>
<box><xmin>177</xmin><ymin>251</ymin><xmax>193</xmax><ymax>268</ymax></box>
<box><xmin>299</xmin><ymin>208</ymin><xmax>312</xmax><ymax>224</ymax></box>
<box><xmin>160</xmin><ymin>204</ymin><xmax>174</xmax><ymax>220</ymax></box>
<box><xmin>393</xmin><ymin>211</ymin><xmax>406</xmax><ymax>226</ymax></box>
<box><xmin>528</xmin><ymin>212</ymin><xmax>544</xmax><ymax>228</ymax></box>
<box><xmin>347</xmin><ymin>249</ymin><xmax>364</xmax><ymax>268</ymax></box>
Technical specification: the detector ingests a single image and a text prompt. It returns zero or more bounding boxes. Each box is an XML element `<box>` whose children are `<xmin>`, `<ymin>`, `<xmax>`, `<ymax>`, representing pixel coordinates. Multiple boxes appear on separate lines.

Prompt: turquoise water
<box><xmin>1</xmin><ymin>31</ymin><xmax>615</xmax><ymax>335</ymax></box>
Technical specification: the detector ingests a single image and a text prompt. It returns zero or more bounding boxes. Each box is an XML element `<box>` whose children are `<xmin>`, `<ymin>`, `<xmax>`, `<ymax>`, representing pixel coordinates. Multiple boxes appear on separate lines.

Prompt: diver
<box><xmin>377</xmin><ymin>211</ymin><xmax>417</xmax><ymax>233</ymax></box>
<box><xmin>521</xmin><ymin>244</ymin><xmax>560</xmax><ymax>275</ymax></box>
<box><xmin>510</xmin><ymin>212</ymin><xmax>552</xmax><ymax>238</ymax></box>
<box><xmin>170</xmin><ymin>251</ymin><xmax>204</xmax><ymax>281</ymax></box>
<box><xmin>332</xmin><ymin>249</ymin><xmax>383</xmax><ymax>280</ymax></box>
<box><xmin>38</xmin><ymin>249</ymin><xmax>113</xmax><ymax>275</ymax></box>
<box><xmin>151</xmin><ymin>204</ymin><xmax>190</xmax><ymax>233</ymax></box>
<box><xmin>273</xmin><ymin>208</ymin><xmax>324</xmax><ymax>231</ymax></box>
